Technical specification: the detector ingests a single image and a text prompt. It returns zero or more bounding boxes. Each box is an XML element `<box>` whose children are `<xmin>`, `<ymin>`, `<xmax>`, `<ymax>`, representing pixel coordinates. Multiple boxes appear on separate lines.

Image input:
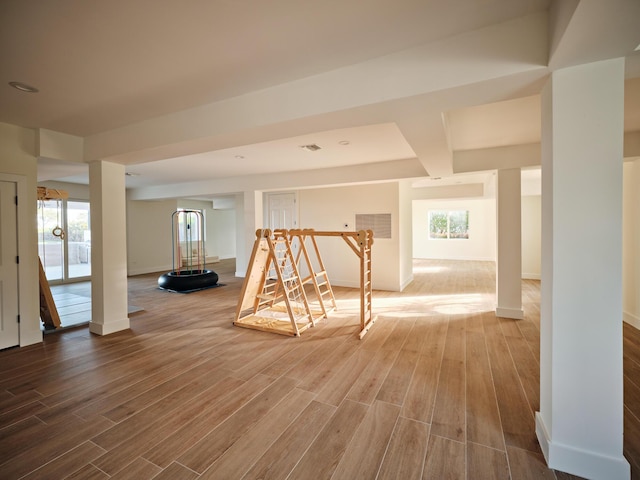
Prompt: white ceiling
<box><xmin>2</xmin><ymin>0</ymin><xmax>640</xmax><ymax>199</ymax></box>
<box><xmin>1</xmin><ymin>0</ymin><xmax>550</xmax><ymax>136</ymax></box>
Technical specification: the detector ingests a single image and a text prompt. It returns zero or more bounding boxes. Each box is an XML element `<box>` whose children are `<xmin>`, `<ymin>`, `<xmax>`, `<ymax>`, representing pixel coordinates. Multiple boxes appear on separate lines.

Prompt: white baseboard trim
<box><xmin>180</xmin><ymin>256</ymin><xmax>219</xmax><ymax>265</ymax></box>
<box><xmin>128</xmin><ymin>264</ymin><xmax>172</xmax><ymax>277</ymax></box>
<box><xmin>416</xmin><ymin>256</ymin><xmax>495</xmax><ymax>262</ymax></box>
<box><xmin>89</xmin><ymin>318</ymin><xmax>130</xmax><ymax>336</ymax></box>
<box><xmin>400</xmin><ymin>274</ymin><xmax>414</xmax><ymax>292</ymax></box>
<box><xmin>624</xmin><ymin>311</ymin><xmax>640</xmax><ymax>330</ymax></box>
<box><xmin>331</xmin><ymin>280</ymin><xmax>361</xmax><ymax>289</ymax></box>
<box><xmin>536</xmin><ymin>412</ymin><xmax>630</xmax><ymax>480</ymax></box>
<box><xmin>495</xmin><ymin>306</ymin><xmax>524</xmax><ymax>319</ymax></box>
<box><xmin>331</xmin><ymin>279</ymin><xmax>401</xmax><ymax>291</ymax></box>
<box><xmin>522</xmin><ymin>273</ymin><xmax>541</xmax><ymax>280</ymax></box>
<box><xmin>128</xmin><ymin>259</ymin><xmax>221</xmax><ymax>277</ymax></box>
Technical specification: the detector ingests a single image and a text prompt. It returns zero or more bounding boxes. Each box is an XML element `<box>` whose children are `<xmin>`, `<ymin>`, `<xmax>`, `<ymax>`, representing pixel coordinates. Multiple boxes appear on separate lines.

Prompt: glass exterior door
<box><xmin>38</xmin><ymin>199</ymin><xmax>91</xmax><ymax>283</ymax></box>
<box><xmin>38</xmin><ymin>200</ymin><xmax>64</xmax><ymax>282</ymax></box>
<box><xmin>66</xmin><ymin>201</ymin><xmax>91</xmax><ymax>279</ymax></box>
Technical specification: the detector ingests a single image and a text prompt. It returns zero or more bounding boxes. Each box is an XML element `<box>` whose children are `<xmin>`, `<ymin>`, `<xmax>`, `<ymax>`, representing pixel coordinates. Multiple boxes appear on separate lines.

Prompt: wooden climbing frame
<box><xmin>233</xmin><ymin>228</ymin><xmax>375</xmax><ymax>338</ymax></box>
<box><xmin>290</xmin><ymin>229</ymin><xmax>375</xmax><ymax>339</ymax></box>
<box><xmin>233</xmin><ymin>229</ymin><xmax>315</xmax><ymax>336</ymax></box>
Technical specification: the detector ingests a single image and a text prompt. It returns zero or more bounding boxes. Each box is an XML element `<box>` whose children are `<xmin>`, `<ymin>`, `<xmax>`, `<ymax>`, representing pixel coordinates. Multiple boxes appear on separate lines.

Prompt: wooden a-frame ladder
<box><xmin>234</xmin><ymin>229</ymin><xmax>322</xmax><ymax>336</ymax></box>
<box><xmin>234</xmin><ymin>228</ymin><xmax>375</xmax><ymax>338</ymax></box>
<box><xmin>288</xmin><ymin>229</ymin><xmax>337</xmax><ymax>322</ymax></box>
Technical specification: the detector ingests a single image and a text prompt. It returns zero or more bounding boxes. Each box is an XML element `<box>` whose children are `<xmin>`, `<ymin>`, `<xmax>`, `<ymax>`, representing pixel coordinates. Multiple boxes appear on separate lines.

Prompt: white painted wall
<box><xmin>298</xmin><ymin>182</ymin><xmax>402</xmax><ymax>291</ymax></box>
<box><xmin>126</xmin><ymin>198</ymin><xmax>237</xmax><ymax>276</ymax></box>
<box><xmin>624</xmin><ymin>159</ymin><xmax>640</xmax><ymax>329</ymax></box>
<box><xmin>207</xmin><ymin>208</ymin><xmax>236</xmax><ymax>260</ymax></box>
<box><xmin>126</xmin><ymin>198</ymin><xmax>177</xmax><ymax>275</ymax></box>
<box><xmin>522</xmin><ymin>195</ymin><xmax>541</xmax><ymax>279</ymax></box>
<box><xmin>412</xmin><ymin>197</ymin><xmax>496</xmax><ymax>261</ymax></box>
<box><xmin>412</xmin><ymin>192</ymin><xmax>541</xmax><ymax>281</ymax></box>
<box><xmin>0</xmin><ymin>122</ymin><xmax>41</xmax><ymax>346</ymax></box>
<box><xmin>178</xmin><ymin>199</ymin><xmax>237</xmax><ymax>260</ymax></box>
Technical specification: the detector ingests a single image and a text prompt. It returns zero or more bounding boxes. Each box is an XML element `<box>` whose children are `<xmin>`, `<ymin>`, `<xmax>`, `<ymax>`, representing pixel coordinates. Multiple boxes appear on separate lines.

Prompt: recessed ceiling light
<box><xmin>234</xmin><ymin>155</ymin><xmax>245</xmax><ymax>159</ymax></box>
<box><xmin>300</xmin><ymin>144</ymin><xmax>321</xmax><ymax>152</ymax></box>
<box><xmin>125</xmin><ymin>172</ymin><xmax>139</xmax><ymax>177</ymax></box>
<box><xmin>9</xmin><ymin>81</ymin><xmax>39</xmax><ymax>93</ymax></box>
<box><xmin>338</xmin><ymin>140</ymin><xmax>350</xmax><ymax>146</ymax></box>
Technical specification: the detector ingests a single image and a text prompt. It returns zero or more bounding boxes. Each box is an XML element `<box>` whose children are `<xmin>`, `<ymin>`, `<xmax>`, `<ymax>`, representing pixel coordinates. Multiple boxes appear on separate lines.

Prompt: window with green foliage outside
<box><xmin>429</xmin><ymin>210</ymin><xmax>469</xmax><ymax>239</ymax></box>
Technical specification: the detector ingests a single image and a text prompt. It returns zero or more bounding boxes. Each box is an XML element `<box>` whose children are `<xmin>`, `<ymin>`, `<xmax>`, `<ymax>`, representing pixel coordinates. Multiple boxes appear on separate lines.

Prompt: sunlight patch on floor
<box><xmin>412</xmin><ymin>264</ymin><xmax>450</xmax><ymax>274</ymax></box>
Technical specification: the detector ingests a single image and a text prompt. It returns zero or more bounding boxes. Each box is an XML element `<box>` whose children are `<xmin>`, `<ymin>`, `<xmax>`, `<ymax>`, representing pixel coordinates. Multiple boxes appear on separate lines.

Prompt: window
<box><xmin>429</xmin><ymin>210</ymin><xmax>469</xmax><ymax>239</ymax></box>
<box><xmin>176</xmin><ymin>209</ymin><xmax>203</xmax><ymax>242</ymax></box>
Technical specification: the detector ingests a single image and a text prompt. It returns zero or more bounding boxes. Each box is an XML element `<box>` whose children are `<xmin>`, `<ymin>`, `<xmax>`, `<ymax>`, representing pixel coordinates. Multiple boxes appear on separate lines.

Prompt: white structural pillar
<box><xmin>235</xmin><ymin>191</ymin><xmax>263</xmax><ymax>277</ymax></box>
<box><xmin>495</xmin><ymin>168</ymin><xmax>524</xmax><ymax>319</ymax></box>
<box><xmin>536</xmin><ymin>59</ymin><xmax>629</xmax><ymax>479</ymax></box>
<box><xmin>89</xmin><ymin>160</ymin><xmax>130</xmax><ymax>335</ymax></box>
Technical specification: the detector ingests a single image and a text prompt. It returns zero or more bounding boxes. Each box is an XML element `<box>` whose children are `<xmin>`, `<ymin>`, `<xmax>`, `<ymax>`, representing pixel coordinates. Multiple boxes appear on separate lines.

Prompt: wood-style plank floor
<box><xmin>1</xmin><ymin>258</ymin><xmax>639</xmax><ymax>479</ymax></box>
<box><xmin>48</xmin><ymin>282</ymin><xmax>144</xmax><ymax>331</ymax></box>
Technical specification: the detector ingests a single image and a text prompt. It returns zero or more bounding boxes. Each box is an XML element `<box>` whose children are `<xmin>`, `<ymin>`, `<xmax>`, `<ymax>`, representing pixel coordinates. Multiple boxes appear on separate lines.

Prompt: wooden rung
<box><xmin>257</xmin><ymin>293</ymin><xmax>275</xmax><ymax>300</ymax></box>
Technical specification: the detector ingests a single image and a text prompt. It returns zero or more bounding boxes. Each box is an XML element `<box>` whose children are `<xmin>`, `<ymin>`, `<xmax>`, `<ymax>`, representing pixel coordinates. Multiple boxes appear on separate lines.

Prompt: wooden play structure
<box><xmin>234</xmin><ymin>228</ymin><xmax>375</xmax><ymax>338</ymax></box>
<box><xmin>37</xmin><ymin>186</ymin><xmax>69</xmax><ymax>329</ymax></box>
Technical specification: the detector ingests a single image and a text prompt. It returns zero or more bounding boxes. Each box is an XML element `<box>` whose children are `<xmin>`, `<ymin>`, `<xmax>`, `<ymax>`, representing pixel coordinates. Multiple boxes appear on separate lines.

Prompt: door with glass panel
<box><xmin>38</xmin><ymin>199</ymin><xmax>91</xmax><ymax>283</ymax></box>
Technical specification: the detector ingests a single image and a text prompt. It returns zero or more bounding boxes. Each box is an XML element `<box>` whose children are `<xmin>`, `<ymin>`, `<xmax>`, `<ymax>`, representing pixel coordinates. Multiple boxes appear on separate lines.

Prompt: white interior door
<box><xmin>267</xmin><ymin>192</ymin><xmax>297</xmax><ymax>230</ymax></box>
<box><xmin>0</xmin><ymin>181</ymin><xmax>19</xmax><ymax>349</ymax></box>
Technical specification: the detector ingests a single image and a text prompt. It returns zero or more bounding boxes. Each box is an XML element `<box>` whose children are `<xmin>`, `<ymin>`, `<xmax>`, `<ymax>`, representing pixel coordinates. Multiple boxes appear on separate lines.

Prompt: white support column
<box><xmin>89</xmin><ymin>161</ymin><xmax>130</xmax><ymax>335</ymax></box>
<box><xmin>235</xmin><ymin>191</ymin><xmax>263</xmax><ymax>277</ymax></box>
<box><xmin>495</xmin><ymin>168</ymin><xmax>524</xmax><ymax>319</ymax></box>
<box><xmin>536</xmin><ymin>59</ymin><xmax>629</xmax><ymax>480</ymax></box>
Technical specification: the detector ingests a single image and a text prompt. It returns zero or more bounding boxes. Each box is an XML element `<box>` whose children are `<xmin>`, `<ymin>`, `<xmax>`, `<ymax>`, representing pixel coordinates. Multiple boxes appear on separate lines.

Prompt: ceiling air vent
<box><xmin>300</xmin><ymin>144</ymin><xmax>321</xmax><ymax>152</ymax></box>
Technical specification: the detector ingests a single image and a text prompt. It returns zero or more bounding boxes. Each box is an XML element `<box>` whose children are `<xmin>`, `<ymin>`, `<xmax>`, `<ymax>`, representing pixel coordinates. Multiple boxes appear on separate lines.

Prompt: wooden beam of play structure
<box><xmin>37</xmin><ymin>186</ymin><xmax>69</xmax><ymax>201</ymax></box>
<box><xmin>234</xmin><ymin>228</ymin><xmax>374</xmax><ymax>339</ymax></box>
